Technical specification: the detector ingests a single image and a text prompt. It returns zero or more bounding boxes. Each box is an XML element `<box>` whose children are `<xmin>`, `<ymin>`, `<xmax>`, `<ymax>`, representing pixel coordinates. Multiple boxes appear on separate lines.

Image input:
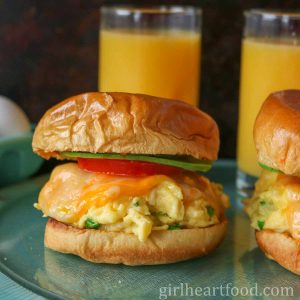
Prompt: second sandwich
<box><xmin>245</xmin><ymin>90</ymin><xmax>300</xmax><ymax>275</ymax></box>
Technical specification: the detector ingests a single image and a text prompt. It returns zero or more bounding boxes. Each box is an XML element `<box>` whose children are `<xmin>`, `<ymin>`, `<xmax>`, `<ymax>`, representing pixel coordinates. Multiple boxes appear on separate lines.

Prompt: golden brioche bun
<box><xmin>45</xmin><ymin>218</ymin><xmax>227</xmax><ymax>266</ymax></box>
<box><xmin>256</xmin><ymin>230</ymin><xmax>300</xmax><ymax>275</ymax></box>
<box><xmin>254</xmin><ymin>90</ymin><xmax>300</xmax><ymax>175</ymax></box>
<box><xmin>32</xmin><ymin>92</ymin><xmax>219</xmax><ymax>160</ymax></box>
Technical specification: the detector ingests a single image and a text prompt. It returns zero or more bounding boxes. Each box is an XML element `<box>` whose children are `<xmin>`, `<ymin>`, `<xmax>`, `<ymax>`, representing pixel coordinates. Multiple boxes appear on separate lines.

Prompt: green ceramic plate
<box><xmin>0</xmin><ymin>160</ymin><xmax>299</xmax><ymax>300</ymax></box>
<box><xmin>0</xmin><ymin>132</ymin><xmax>43</xmax><ymax>187</ymax></box>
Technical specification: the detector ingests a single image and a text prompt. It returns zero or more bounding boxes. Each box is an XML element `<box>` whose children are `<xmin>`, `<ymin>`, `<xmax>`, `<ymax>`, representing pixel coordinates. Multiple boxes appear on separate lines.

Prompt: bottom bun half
<box><xmin>256</xmin><ymin>230</ymin><xmax>300</xmax><ymax>275</ymax></box>
<box><xmin>45</xmin><ymin>218</ymin><xmax>227</xmax><ymax>265</ymax></box>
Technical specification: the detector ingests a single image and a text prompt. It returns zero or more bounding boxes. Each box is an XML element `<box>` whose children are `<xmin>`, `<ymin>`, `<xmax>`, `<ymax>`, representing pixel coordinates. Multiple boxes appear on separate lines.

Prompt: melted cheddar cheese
<box><xmin>35</xmin><ymin>163</ymin><xmax>229</xmax><ymax>241</ymax></box>
<box><xmin>245</xmin><ymin>170</ymin><xmax>300</xmax><ymax>240</ymax></box>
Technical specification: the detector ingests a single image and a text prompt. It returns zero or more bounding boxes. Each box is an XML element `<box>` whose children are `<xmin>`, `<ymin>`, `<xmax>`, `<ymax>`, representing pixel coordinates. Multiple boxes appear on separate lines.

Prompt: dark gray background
<box><xmin>1</xmin><ymin>0</ymin><xmax>300</xmax><ymax>159</ymax></box>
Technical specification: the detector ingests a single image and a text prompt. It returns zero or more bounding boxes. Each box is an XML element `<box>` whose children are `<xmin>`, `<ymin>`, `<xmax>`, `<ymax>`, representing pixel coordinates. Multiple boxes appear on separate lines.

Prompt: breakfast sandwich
<box><xmin>32</xmin><ymin>92</ymin><xmax>229</xmax><ymax>265</ymax></box>
<box><xmin>245</xmin><ymin>90</ymin><xmax>300</xmax><ymax>275</ymax></box>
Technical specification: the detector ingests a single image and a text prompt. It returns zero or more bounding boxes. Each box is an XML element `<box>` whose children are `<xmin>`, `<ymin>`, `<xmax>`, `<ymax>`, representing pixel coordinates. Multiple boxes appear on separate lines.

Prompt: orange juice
<box><xmin>238</xmin><ymin>38</ymin><xmax>300</xmax><ymax>177</ymax></box>
<box><xmin>99</xmin><ymin>30</ymin><xmax>200</xmax><ymax>105</ymax></box>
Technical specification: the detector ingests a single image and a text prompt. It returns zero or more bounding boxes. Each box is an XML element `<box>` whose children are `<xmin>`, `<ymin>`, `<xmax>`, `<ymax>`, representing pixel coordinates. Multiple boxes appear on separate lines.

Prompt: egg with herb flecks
<box><xmin>0</xmin><ymin>95</ymin><xmax>31</xmax><ymax>136</ymax></box>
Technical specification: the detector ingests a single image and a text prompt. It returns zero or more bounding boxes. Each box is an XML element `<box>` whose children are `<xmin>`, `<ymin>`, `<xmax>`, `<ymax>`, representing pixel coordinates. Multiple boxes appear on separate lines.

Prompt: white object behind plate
<box><xmin>0</xmin><ymin>95</ymin><xmax>31</xmax><ymax>136</ymax></box>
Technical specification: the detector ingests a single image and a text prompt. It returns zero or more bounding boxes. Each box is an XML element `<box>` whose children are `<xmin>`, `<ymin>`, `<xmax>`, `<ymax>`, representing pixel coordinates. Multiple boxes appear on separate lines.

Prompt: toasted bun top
<box><xmin>254</xmin><ymin>90</ymin><xmax>300</xmax><ymax>176</ymax></box>
<box><xmin>32</xmin><ymin>92</ymin><xmax>219</xmax><ymax>160</ymax></box>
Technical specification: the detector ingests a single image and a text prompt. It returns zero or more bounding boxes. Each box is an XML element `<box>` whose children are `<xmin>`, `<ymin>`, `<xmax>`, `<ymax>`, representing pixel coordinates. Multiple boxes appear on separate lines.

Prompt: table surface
<box><xmin>0</xmin><ymin>160</ymin><xmax>299</xmax><ymax>300</ymax></box>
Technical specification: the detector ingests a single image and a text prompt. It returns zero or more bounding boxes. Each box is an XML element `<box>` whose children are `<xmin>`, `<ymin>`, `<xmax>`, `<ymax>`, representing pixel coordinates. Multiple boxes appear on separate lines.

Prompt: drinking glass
<box><xmin>99</xmin><ymin>6</ymin><xmax>201</xmax><ymax>106</ymax></box>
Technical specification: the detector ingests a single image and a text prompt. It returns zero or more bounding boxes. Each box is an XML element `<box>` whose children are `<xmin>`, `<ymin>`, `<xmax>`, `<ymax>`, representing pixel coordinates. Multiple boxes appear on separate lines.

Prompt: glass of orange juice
<box><xmin>99</xmin><ymin>6</ymin><xmax>201</xmax><ymax>106</ymax></box>
<box><xmin>237</xmin><ymin>10</ymin><xmax>300</xmax><ymax>196</ymax></box>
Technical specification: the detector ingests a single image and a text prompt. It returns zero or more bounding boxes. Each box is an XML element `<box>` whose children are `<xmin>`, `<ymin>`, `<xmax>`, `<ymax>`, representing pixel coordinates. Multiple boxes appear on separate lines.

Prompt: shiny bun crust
<box><xmin>45</xmin><ymin>218</ymin><xmax>227</xmax><ymax>265</ymax></box>
<box><xmin>32</xmin><ymin>92</ymin><xmax>219</xmax><ymax>160</ymax></box>
<box><xmin>256</xmin><ymin>230</ymin><xmax>300</xmax><ymax>275</ymax></box>
<box><xmin>254</xmin><ymin>90</ymin><xmax>300</xmax><ymax>175</ymax></box>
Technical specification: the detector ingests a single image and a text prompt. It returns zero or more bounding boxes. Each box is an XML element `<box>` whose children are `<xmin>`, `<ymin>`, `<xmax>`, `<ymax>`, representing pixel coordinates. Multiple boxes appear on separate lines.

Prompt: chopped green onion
<box><xmin>260</xmin><ymin>200</ymin><xmax>266</xmax><ymax>206</ymax></box>
<box><xmin>257</xmin><ymin>220</ymin><xmax>265</xmax><ymax>230</ymax></box>
<box><xmin>154</xmin><ymin>211</ymin><xmax>168</xmax><ymax>217</ymax></box>
<box><xmin>85</xmin><ymin>218</ymin><xmax>101</xmax><ymax>229</ymax></box>
<box><xmin>168</xmin><ymin>224</ymin><xmax>182</xmax><ymax>230</ymax></box>
<box><xmin>206</xmin><ymin>205</ymin><xmax>215</xmax><ymax>217</ymax></box>
<box><xmin>133</xmin><ymin>201</ymin><xmax>140</xmax><ymax>207</ymax></box>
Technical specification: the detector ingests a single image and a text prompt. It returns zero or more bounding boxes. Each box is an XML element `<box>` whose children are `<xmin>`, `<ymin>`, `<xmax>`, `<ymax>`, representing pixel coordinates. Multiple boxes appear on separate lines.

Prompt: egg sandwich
<box><xmin>32</xmin><ymin>92</ymin><xmax>229</xmax><ymax>265</ymax></box>
<box><xmin>245</xmin><ymin>90</ymin><xmax>300</xmax><ymax>275</ymax></box>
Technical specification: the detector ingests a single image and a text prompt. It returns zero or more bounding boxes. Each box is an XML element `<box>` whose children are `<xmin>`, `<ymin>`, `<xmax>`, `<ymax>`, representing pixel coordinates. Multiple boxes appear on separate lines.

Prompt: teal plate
<box><xmin>0</xmin><ymin>160</ymin><xmax>299</xmax><ymax>300</ymax></box>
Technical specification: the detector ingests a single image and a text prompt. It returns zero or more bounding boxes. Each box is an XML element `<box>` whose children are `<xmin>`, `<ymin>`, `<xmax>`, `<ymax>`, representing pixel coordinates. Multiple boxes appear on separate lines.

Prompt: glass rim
<box><xmin>100</xmin><ymin>5</ymin><xmax>202</xmax><ymax>16</ymax></box>
<box><xmin>244</xmin><ymin>9</ymin><xmax>300</xmax><ymax>19</ymax></box>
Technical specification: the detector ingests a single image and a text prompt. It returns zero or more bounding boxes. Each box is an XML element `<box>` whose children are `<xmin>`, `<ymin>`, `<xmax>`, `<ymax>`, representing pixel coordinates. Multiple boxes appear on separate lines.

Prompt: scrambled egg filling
<box><xmin>35</xmin><ymin>163</ymin><xmax>229</xmax><ymax>241</ymax></box>
<box><xmin>245</xmin><ymin>170</ymin><xmax>300</xmax><ymax>240</ymax></box>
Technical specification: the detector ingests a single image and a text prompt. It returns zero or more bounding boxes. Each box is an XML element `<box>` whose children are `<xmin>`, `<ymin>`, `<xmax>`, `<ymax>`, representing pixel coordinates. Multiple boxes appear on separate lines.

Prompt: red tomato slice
<box><xmin>78</xmin><ymin>158</ymin><xmax>183</xmax><ymax>177</ymax></box>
